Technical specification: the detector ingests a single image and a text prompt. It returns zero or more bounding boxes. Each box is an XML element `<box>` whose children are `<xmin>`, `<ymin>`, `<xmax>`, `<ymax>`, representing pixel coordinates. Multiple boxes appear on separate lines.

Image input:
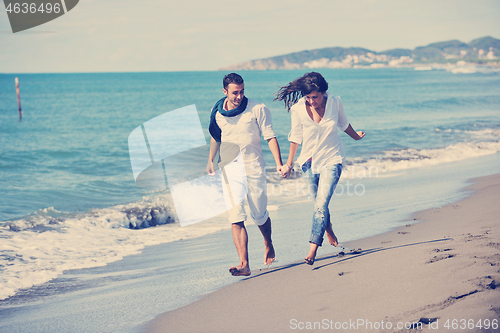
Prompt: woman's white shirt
<box><xmin>288</xmin><ymin>93</ymin><xmax>349</xmax><ymax>173</ymax></box>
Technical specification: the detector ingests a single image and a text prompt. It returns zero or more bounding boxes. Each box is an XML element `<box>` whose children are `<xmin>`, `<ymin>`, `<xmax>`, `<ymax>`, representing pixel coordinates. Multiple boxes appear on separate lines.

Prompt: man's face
<box><xmin>223</xmin><ymin>83</ymin><xmax>244</xmax><ymax>110</ymax></box>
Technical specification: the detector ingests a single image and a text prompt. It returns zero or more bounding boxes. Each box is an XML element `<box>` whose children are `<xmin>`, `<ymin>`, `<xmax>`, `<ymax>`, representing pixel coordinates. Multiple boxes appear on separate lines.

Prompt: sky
<box><xmin>1</xmin><ymin>0</ymin><xmax>499</xmax><ymax>73</ymax></box>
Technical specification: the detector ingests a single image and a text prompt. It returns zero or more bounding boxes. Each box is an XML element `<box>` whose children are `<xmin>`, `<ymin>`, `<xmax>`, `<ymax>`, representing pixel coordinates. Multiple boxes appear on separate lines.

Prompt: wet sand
<box><xmin>143</xmin><ymin>173</ymin><xmax>500</xmax><ymax>333</ymax></box>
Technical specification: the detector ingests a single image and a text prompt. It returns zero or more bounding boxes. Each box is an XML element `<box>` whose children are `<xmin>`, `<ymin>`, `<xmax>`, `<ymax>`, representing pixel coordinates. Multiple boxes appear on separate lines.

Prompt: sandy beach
<box><xmin>143</xmin><ymin>173</ymin><xmax>500</xmax><ymax>333</ymax></box>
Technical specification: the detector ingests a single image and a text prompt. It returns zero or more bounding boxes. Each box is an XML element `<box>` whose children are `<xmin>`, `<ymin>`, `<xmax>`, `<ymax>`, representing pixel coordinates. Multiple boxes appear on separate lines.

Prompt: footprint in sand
<box><xmin>411</xmin><ymin>317</ymin><xmax>439</xmax><ymax>328</ymax></box>
<box><xmin>426</xmin><ymin>254</ymin><xmax>455</xmax><ymax>264</ymax></box>
<box><xmin>432</xmin><ymin>248</ymin><xmax>452</xmax><ymax>253</ymax></box>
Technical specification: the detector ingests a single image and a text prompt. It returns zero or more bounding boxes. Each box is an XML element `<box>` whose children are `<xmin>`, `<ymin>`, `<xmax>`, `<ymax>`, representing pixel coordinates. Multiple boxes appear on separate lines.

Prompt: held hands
<box><xmin>278</xmin><ymin>164</ymin><xmax>292</xmax><ymax>178</ymax></box>
<box><xmin>208</xmin><ymin>161</ymin><xmax>291</xmax><ymax>178</ymax></box>
<box><xmin>209</xmin><ymin>160</ymin><xmax>292</xmax><ymax>178</ymax></box>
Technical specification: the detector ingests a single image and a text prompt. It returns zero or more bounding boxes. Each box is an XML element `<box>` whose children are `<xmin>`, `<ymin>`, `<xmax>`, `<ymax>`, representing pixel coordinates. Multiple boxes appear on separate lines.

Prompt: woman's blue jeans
<box><xmin>301</xmin><ymin>160</ymin><xmax>343</xmax><ymax>246</ymax></box>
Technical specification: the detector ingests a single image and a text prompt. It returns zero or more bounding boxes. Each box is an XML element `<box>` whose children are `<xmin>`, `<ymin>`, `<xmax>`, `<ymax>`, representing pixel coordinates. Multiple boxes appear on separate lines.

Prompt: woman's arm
<box><xmin>344</xmin><ymin>124</ymin><xmax>365</xmax><ymax>140</ymax></box>
<box><xmin>281</xmin><ymin>141</ymin><xmax>300</xmax><ymax>178</ymax></box>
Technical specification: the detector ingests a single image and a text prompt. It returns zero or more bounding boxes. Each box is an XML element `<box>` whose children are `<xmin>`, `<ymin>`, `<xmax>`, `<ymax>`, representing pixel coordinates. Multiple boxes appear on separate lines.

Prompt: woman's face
<box><xmin>305</xmin><ymin>90</ymin><xmax>325</xmax><ymax>109</ymax></box>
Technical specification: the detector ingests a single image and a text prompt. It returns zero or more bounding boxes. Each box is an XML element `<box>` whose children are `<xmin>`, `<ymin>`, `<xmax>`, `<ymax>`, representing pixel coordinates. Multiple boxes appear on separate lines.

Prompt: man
<box><xmin>206</xmin><ymin>73</ymin><xmax>283</xmax><ymax>276</ymax></box>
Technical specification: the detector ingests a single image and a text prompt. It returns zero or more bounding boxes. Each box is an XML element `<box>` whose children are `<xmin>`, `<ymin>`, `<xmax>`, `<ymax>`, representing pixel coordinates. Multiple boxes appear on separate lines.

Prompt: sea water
<box><xmin>0</xmin><ymin>68</ymin><xmax>499</xmax><ymax>332</ymax></box>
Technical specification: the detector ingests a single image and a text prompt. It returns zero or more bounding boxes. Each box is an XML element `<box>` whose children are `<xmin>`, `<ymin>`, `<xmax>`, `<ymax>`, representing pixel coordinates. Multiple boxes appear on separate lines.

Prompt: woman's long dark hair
<box><xmin>274</xmin><ymin>72</ymin><xmax>329</xmax><ymax>111</ymax></box>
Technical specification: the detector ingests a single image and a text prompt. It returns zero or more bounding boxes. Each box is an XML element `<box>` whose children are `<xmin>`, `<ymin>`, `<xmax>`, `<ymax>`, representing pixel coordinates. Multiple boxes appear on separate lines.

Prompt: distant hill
<box><xmin>220</xmin><ymin>36</ymin><xmax>500</xmax><ymax>71</ymax></box>
<box><xmin>469</xmin><ymin>36</ymin><xmax>500</xmax><ymax>50</ymax></box>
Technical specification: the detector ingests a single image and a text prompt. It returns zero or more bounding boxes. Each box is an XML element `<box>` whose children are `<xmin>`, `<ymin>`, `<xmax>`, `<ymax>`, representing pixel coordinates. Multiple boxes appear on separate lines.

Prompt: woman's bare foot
<box><xmin>304</xmin><ymin>257</ymin><xmax>314</xmax><ymax>265</ymax></box>
<box><xmin>304</xmin><ymin>242</ymin><xmax>319</xmax><ymax>265</ymax></box>
<box><xmin>229</xmin><ymin>265</ymin><xmax>251</xmax><ymax>276</ymax></box>
<box><xmin>326</xmin><ymin>224</ymin><xmax>338</xmax><ymax>247</ymax></box>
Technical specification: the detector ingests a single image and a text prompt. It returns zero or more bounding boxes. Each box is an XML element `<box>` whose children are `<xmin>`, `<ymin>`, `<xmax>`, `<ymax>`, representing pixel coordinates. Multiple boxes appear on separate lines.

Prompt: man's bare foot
<box><xmin>264</xmin><ymin>244</ymin><xmax>275</xmax><ymax>265</ymax></box>
<box><xmin>326</xmin><ymin>224</ymin><xmax>338</xmax><ymax>247</ymax></box>
<box><xmin>229</xmin><ymin>265</ymin><xmax>251</xmax><ymax>276</ymax></box>
<box><xmin>258</xmin><ymin>218</ymin><xmax>275</xmax><ymax>266</ymax></box>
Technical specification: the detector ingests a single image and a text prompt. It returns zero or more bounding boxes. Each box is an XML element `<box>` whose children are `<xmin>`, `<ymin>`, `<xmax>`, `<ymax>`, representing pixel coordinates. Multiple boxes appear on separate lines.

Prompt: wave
<box><xmin>345</xmin><ymin>132</ymin><xmax>500</xmax><ymax>177</ymax></box>
<box><xmin>401</xmin><ymin>94</ymin><xmax>500</xmax><ymax>111</ymax></box>
<box><xmin>4</xmin><ymin>197</ymin><xmax>177</xmax><ymax>233</ymax></box>
<box><xmin>0</xmin><ymin>194</ymin><xmax>230</xmax><ymax>301</ymax></box>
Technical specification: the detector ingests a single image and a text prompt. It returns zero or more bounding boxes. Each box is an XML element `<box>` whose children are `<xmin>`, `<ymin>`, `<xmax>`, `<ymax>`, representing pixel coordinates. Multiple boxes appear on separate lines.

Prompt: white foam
<box><xmin>0</xmin><ymin>195</ymin><xmax>230</xmax><ymax>300</ymax></box>
<box><xmin>347</xmin><ymin>140</ymin><xmax>500</xmax><ymax>178</ymax></box>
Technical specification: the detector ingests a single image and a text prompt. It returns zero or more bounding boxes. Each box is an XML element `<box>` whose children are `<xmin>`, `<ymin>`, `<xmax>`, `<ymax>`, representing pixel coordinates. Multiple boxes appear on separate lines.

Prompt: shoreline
<box><xmin>143</xmin><ymin>173</ymin><xmax>500</xmax><ymax>333</ymax></box>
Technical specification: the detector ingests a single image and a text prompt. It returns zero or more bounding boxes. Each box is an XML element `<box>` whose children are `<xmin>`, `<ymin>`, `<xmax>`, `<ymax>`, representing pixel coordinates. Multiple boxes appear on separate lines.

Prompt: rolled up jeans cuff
<box><xmin>309</xmin><ymin>234</ymin><xmax>323</xmax><ymax>246</ymax></box>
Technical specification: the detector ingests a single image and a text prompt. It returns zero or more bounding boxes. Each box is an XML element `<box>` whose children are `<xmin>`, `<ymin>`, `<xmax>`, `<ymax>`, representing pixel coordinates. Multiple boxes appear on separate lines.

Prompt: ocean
<box><xmin>1</xmin><ymin>68</ymin><xmax>499</xmax><ymax>332</ymax></box>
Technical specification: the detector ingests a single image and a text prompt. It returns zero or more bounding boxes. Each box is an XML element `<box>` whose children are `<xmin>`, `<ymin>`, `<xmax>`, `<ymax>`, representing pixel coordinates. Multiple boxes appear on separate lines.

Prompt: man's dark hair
<box><xmin>223</xmin><ymin>73</ymin><xmax>244</xmax><ymax>90</ymax></box>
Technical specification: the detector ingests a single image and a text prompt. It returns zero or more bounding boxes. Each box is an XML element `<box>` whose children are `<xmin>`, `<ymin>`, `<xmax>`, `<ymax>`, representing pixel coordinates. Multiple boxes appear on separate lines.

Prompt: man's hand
<box><xmin>207</xmin><ymin>137</ymin><xmax>220</xmax><ymax>176</ymax></box>
<box><xmin>206</xmin><ymin>160</ymin><xmax>216</xmax><ymax>176</ymax></box>
<box><xmin>276</xmin><ymin>165</ymin><xmax>284</xmax><ymax>177</ymax></box>
<box><xmin>267</xmin><ymin>137</ymin><xmax>284</xmax><ymax>177</ymax></box>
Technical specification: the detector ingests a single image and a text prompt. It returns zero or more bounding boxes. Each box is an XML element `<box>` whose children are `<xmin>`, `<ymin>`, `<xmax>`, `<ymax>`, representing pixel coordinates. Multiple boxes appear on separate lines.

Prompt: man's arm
<box><xmin>206</xmin><ymin>137</ymin><xmax>221</xmax><ymax>175</ymax></box>
<box><xmin>267</xmin><ymin>137</ymin><xmax>283</xmax><ymax>174</ymax></box>
<box><xmin>344</xmin><ymin>124</ymin><xmax>365</xmax><ymax>140</ymax></box>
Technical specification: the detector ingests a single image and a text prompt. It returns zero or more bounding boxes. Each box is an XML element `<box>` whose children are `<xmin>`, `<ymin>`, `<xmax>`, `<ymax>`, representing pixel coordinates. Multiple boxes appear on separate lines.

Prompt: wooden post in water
<box><xmin>15</xmin><ymin>77</ymin><xmax>22</xmax><ymax>120</ymax></box>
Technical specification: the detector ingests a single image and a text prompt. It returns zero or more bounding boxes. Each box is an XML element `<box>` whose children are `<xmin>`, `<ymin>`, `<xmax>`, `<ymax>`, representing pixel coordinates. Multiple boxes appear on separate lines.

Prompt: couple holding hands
<box><xmin>206</xmin><ymin>72</ymin><xmax>365</xmax><ymax>276</ymax></box>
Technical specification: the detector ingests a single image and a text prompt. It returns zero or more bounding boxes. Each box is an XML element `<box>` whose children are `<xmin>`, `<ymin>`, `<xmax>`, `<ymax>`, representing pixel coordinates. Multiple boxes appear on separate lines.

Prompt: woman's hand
<box><xmin>356</xmin><ymin>131</ymin><xmax>365</xmax><ymax>140</ymax></box>
<box><xmin>344</xmin><ymin>124</ymin><xmax>365</xmax><ymax>140</ymax></box>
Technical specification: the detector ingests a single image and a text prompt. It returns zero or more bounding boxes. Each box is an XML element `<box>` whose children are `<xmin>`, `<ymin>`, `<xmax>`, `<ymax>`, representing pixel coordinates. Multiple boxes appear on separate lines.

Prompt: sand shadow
<box><xmin>311</xmin><ymin>237</ymin><xmax>452</xmax><ymax>270</ymax></box>
<box><xmin>244</xmin><ymin>237</ymin><xmax>452</xmax><ymax>279</ymax></box>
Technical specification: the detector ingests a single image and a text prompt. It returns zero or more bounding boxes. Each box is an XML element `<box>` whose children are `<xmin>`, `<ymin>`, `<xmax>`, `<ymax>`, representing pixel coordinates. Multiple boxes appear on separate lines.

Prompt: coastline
<box><xmin>143</xmin><ymin>173</ymin><xmax>500</xmax><ymax>333</ymax></box>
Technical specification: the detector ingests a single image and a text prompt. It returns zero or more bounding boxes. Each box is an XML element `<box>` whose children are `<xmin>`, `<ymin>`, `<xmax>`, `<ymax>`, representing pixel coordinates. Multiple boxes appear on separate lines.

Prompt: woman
<box><xmin>275</xmin><ymin>72</ymin><xmax>365</xmax><ymax>265</ymax></box>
